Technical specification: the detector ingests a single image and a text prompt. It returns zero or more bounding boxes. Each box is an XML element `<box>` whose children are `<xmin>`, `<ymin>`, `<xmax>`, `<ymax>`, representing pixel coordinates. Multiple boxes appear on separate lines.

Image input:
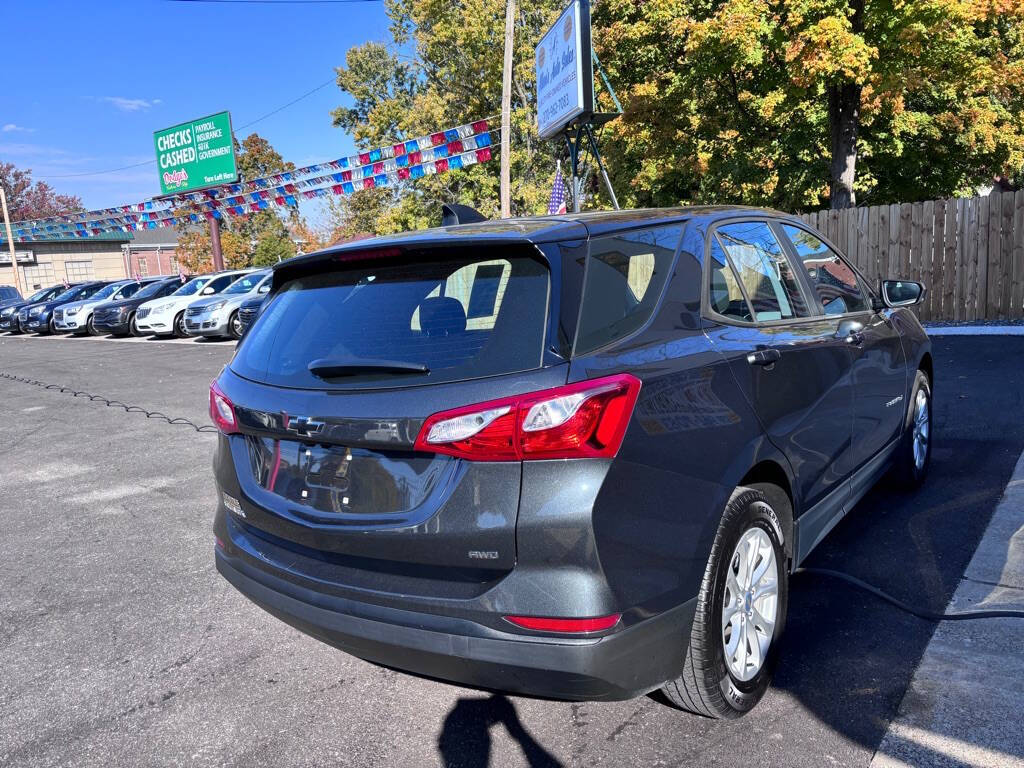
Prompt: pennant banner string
<box><xmin>5</xmin><ymin>119</ymin><xmax>496</xmax><ymax>241</ymax></box>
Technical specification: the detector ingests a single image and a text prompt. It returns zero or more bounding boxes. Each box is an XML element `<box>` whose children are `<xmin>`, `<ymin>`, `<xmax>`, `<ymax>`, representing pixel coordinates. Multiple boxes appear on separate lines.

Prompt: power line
<box><xmin>38</xmin><ymin>78</ymin><xmax>339</xmax><ymax>180</ymax></box>
<box><xmin>234</xmin><ymin>77</ymin><xmax>335</xmax><ymax>131</ymax></box>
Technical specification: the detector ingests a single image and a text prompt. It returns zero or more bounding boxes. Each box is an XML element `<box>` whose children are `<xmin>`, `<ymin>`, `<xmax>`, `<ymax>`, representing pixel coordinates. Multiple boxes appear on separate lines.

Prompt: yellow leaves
<box><xmin>785</xmin><ymin>15</ymin><xmax>876</xmax><ymax>87</ymax></box>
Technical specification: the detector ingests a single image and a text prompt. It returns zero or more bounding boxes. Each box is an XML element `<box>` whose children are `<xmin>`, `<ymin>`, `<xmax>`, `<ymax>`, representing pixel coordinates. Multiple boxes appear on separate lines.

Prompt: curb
<box><xmin>870</xmin><ymin>449</ymin><xmax>1024</xmax><ymax>768</ymax></box>
<box><xmin>924</xmin><ymin>326</ymin><xmax>1024</xmax><ymax>336</ymax></box>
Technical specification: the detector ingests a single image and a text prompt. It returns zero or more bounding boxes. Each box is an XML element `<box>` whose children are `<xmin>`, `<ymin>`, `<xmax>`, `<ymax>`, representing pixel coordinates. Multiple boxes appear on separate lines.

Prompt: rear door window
<box><xmin>232</xmin><ymin>250</ymin><xmax>550</xmax><ymax>390</ymax></box>
<box><xmin>574</xmin><ymin>224</ymin><xmax>682</xmax><ymax>355</ymax></box>
<box><xmin>714</xmin><ymin>222</ymin><xmax>808</xmax><ymax>321</ymax></box>
<box><xmin>780</xmin><ymin>224</ymin><xmax>870</xmax><ymax>315</ymax></box>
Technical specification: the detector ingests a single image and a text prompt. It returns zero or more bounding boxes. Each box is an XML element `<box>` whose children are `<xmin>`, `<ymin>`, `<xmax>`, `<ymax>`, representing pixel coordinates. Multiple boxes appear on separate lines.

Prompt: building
<box><xmin>0</xmin><ymin>232</ymin><xmax>132</xmax><ymax>292</ymax></box>
<box><xmin>122</xmin><ymin>228</ymin><xmax>181</xmax><ymax>278</ymax></box>
<box><xmin>0</xmin><ymin>228</ymin><xmax>183</xmax><ymax>294</ymax></box>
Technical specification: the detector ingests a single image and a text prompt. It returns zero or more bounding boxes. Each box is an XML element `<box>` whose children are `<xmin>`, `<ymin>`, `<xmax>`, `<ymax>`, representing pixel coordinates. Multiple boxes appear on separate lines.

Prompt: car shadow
<box><xmin>437</xmin><ymin>695</ymin><xmax>564</xmax><ymax>768</ymax></box>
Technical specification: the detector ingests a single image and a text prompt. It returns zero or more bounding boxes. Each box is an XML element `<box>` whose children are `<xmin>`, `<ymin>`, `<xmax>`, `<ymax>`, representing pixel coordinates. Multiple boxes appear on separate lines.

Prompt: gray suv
<box><xmin>210</xmin><ymin>207</ymin><xmax>931</xmax><ymax>718</ymax></box>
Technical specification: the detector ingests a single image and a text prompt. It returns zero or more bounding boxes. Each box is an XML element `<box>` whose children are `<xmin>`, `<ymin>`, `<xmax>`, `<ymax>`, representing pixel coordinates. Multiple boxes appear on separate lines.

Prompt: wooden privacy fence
<box><xmin>798</xmin><ymin>190</ymin><xmax>1024</xmax><ymax>323</ymax></box>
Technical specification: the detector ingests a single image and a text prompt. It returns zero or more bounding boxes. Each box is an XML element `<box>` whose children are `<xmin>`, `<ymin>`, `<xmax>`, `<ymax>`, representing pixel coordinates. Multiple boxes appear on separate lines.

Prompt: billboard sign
<box><xmin>0</xmin><ymin>249</ymin><xmax>35</xmax><ymax>265</ymax></box>
<box><xmin>535</xmin><ymin>0</ymin><xmax>594</xmax><ymax>139</ymax></box>
<box><xmin>153</xmin><ymin>111</ymin><xmax>238</xmax><ymax>196</ymax></box>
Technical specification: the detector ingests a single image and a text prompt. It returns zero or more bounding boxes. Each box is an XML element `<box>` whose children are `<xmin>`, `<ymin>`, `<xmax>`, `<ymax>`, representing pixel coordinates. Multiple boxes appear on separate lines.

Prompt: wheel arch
<box><xmin>738</xmin><ymin>460</ymin><xmax>795</xmax><ymax>567</ymax></box>
<box><xmin>918</xmin><ymin>351</ymin><xmax>933</xmax><ymax>384</ymax></box>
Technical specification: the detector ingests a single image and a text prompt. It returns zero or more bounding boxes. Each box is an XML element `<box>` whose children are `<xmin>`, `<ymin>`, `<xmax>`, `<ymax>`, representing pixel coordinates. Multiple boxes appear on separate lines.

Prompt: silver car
<box><xmin>184</xmin><ymin>270</ymin><xmax>271</xmax><ymax>339</ymax></box>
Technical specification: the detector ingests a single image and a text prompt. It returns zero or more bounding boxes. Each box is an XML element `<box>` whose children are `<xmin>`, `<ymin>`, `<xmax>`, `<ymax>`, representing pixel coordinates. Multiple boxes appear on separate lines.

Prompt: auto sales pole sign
<box><xmin>535</xmin><ymin>0</ymin><xmax>594</xmax><ymax>140</ymax></box>
<box><xmin>153</xmin><ymin>111</ymin><xmax>238</xmax><ymax>196</ymax></box>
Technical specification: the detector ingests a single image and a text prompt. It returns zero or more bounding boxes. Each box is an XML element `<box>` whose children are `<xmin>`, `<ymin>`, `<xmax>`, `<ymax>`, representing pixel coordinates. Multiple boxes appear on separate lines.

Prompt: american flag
<box><xmin>548</xmin><ymin>162</ymin><xmax>568</xmax><ymax>215</ymax></box>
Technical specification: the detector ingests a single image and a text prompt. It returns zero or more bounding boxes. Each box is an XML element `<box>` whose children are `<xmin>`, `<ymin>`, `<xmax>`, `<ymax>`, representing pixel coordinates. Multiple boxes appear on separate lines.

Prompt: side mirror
<box><xmin>258</xmin><ymin>285</ymin><xmax>270</xmax><ymax>294</ymax></box>
<box><xmin>201</xmin><ymin>286</ymin><xmax>215</xmax><ymax>295</ymax></box>
<box><xmin>880</xmin><ymin>279</ymin><xmax>925</xmax><ymax>308</ymax></box>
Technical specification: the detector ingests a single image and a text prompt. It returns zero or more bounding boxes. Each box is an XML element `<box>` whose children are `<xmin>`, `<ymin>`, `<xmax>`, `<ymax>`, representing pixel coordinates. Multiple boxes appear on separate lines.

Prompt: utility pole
<box><xmin>210</xmin><ymin>215</ymin><xmax>224</xmax><ymax>271</ymax></box>
<box><xmin>0</xmin><ymin>185</ymin><xmax>26</xmax><ymax>298</ymax></box>
<box><xmin>499</xmin><ymin>0</ymin><xmax>516</xmax><ymax>219</ymax></box>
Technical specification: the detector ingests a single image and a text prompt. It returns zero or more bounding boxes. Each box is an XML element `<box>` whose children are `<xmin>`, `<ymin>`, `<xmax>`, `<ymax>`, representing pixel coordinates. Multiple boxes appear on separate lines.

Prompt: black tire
<box><xmin>46</xmin><ymin>318</ymin><xmax>56</xmax><ymax>335</ymax></box>
<box><xmin>86</xmin><ymin>316</ymin><xmax>98</xmax><ymax>336</ymax></box>
<box><xmin>173</xmin><ymin>311</ymin><xmax>188</xmax><ymax>338</ymax></box>
<box><xmin>129</xmin><ymin>313</ymin><xmax>142</xmax><ymax>337</ymax></box>
<box><xmin>227</xmin><ymin>310</ymin><xmax>242</xmax><ymax>340</ymax></box>
<box><xmin>890</xmin><ymin>369</ymin><xmax>932</xmax><ymax>489</ymax></box>
<box><xmin>662</xmin><ymin>487</ymin><xmax>789</xmax><ymax>718</ymax></box>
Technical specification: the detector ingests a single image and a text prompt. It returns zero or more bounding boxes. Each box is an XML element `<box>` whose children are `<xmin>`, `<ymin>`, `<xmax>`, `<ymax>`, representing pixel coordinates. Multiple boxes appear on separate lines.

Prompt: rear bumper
<box><xmin>215</xmin><ymin>548</ymin><xmax>694</xmax><ymax>701</ymax></box>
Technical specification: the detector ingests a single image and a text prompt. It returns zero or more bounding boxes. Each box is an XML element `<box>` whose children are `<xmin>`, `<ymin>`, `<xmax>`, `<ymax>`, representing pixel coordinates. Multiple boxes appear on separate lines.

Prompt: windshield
<box><xmin>90</xmin><ymin>282</ymin><xmax>127</xmax><ymax>301</ymax></box>
<box><xmin>224</xmin><ymin>272</ymin><xmax>269</xmax><ymax>295</ymax></box>
<box><xmin>172</xmin><ymin>276</ymin><xmax>211</xmax><ymax>297</ymax></box>
<box><xmin>53</xmin><ymin>284</ymin><xmax>91</xmax><ymax>302</ymax></box>
<box><xmin>134</xmin><ymin>280</ymin><xmax>173</xmax><ymax>300</ymax></box>
<box><xmin>233</xmin><ymin>250</ymin><xmax>550</xmax><ymax>390</ymax></box>
<box><xmin>27</xmin><ymin>286</ymin><xmax>53</xmax><ymax>302</ymax></box>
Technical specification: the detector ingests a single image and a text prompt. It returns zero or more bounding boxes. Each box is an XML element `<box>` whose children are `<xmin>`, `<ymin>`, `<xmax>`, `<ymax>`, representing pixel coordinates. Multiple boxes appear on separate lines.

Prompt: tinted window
<box><xmin>781</xmin><ymin>224</ymin><xmax>869</xmax><ymax>315</ymax></box>
<box><xmin>204</xmin><ymin>274</ymin><xmax>239</xmax><ymax>293</ymax></box>
<box><xmin>574</xmin><ymin>224</ymin><xmax>682</xmax><ymax>355</ymax></box>
<box><xmin>708</xmin><ymin>236</ymin><xmax>752</xmax><ymax>322</ymax></box>
<box><xmin>232</xmin><ymin>252</ymin><xmax>550</xmax><ymax>390</ymax></box>
<box><xmin>134</xmin><ymin>280</ymin><xmax>174</xmax><ymax>300</ymax></box>
<box><xmin>716</xmin><ymin>222</ymin><xmax>808</xmax><ymax>321</ymax></box>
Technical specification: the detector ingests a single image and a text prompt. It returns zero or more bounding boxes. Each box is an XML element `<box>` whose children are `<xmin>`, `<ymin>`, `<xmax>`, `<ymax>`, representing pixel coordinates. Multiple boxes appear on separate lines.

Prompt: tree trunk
<box><xmin>828</xmin><ymin>82</ymin><xmax>860</xmax><ymax>209</ymax></box>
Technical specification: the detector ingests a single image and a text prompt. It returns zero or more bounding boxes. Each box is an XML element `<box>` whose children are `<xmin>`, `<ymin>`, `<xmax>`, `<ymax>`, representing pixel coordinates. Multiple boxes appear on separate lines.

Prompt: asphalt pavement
<box><xmin>1</xmin><ymin>333</ymin><xmax>1022</xmax><ymax>768</ymax></box>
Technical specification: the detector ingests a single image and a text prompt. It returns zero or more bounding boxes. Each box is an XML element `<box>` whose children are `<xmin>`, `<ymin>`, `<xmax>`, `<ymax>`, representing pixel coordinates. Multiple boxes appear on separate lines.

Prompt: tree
<box><xmin>175</xmin><ymin>132</ymin><xmax>312</xmax><ymax>267</ymax></box>
<box><xmin>593</xmin><ymin>0</ymin><xmax>1024</xmax><ymax>209</ymax></box>
<box><xmin>329</xmin><ymin>0</ymin><xmax>568</xmax><ymax>235</ymax></box>
<box><xmin>0</xmin><ymin>163</ymin><xmax>83</xmax><ymax>221</ymax></box>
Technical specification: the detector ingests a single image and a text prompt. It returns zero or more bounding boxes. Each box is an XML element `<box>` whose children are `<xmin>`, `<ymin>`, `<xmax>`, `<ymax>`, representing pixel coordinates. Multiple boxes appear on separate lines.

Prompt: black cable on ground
<box><xmin>796</xmin><ymin>567</ymin><xmax>1024</xmax><ymax>621</ymax></box>
<box><xmin>0</xmin><ymin>372</ymin><xmax>217</xmax><ymax>433</ymax></box>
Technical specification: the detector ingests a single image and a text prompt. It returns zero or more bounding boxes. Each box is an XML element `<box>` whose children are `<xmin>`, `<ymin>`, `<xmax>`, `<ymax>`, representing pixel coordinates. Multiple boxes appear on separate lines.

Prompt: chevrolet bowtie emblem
<box><xmin>284</xmin><ymin>413</ymin><xmax>326</xmax><ymax>437</ymax></box>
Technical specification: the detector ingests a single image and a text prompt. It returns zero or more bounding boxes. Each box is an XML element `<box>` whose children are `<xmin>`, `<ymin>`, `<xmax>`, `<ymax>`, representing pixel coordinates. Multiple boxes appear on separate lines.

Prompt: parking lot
<box><xmin>2</xmin><ymin>332</ymin><xmax>1023</xmax><ymax>768</ymax></box>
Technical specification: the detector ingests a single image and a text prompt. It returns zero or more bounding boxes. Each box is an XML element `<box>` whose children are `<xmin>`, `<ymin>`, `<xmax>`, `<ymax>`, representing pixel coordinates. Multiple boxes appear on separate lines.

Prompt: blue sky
<box><xmin>2</xmin><ymin>0</ymin><xmax>393</xmax><ymax>223</ymax></box>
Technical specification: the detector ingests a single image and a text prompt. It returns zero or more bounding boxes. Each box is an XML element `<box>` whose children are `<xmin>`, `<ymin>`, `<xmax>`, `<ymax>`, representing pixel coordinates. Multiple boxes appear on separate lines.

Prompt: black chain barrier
<box><xmin>0</xmin><ymin>371</ymin><xmax>217</xmax><ymax>433</ymax></box>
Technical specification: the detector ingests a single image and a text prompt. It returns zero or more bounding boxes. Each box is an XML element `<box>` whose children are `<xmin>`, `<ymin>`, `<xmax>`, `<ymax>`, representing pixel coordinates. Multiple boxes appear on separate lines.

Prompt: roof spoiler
<box><xmin>441</xmin><ymin>203</ymin><xmax>487</xmax><ymax>227</ymax></box>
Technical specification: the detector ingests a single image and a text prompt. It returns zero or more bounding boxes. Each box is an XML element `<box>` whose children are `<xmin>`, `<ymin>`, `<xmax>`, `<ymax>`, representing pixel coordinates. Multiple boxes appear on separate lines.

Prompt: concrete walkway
<box><xmin>871</xmin><ymin>450</ymin><xmax>1024</xmax><ymax>767</ymax></box>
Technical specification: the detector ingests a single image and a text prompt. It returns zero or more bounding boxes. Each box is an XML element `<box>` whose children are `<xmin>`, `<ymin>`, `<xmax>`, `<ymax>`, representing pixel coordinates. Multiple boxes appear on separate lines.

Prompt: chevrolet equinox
<box><xmin>211</xmin><ymin>207</ymin><xmax>931</xmax><ymax>718</ymax></box>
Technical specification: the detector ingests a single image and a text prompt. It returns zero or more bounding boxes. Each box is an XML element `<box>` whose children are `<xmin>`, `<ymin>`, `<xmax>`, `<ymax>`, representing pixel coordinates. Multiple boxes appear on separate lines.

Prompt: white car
<box><xmin>135</xmin><ymin>270</ymin><xmax>254</xmax><ymax>338</ymax></box>
<box><xmin>183</xmin><ymin>270</ymin><xmax>271</xmax><ymax>340</ymax></box>
<box><xmin>53</xmin><ymin>278</ymin><xmax>161</xmax><ymax>335</ymax></box>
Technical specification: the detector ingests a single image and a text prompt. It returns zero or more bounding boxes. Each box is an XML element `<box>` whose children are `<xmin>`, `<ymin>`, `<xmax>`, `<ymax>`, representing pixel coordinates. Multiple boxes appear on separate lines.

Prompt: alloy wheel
<box><xmin>912</xmin><ymin>388</ymin><xmax>930</xmax><ymax>471</ymax></box>
<box><xmin>722</xmin><ymin>526</ymin><xmax>779</xmax><ymax>682</ymax></box>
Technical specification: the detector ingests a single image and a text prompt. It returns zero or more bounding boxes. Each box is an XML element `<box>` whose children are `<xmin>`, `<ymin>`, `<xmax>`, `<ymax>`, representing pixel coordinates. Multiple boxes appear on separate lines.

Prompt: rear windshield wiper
<box><xmin>308</xmin><ymin>357</ymin><xmax>430</xmax><ymax>379</ymax></box>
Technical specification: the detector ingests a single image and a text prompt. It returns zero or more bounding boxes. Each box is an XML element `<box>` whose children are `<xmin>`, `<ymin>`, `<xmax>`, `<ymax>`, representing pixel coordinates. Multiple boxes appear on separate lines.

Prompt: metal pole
<box><xmin>585</xmin><ymin>123</ymin><xmax>620</xmax><ymax>210</ymax></box>
<box><xmin>499</xmin><ymin>0</ymin><xmax>517</xmax><ymax>218</ymax></box>
<box><xmin>210</xmin><ymin>215</ymin><xmax>224</xmax><ymax>271</ymax></box>
<box><xmin>0</xmin><ymin>185</ymin><xmax>26</xmax><ymax>297</ymax></box>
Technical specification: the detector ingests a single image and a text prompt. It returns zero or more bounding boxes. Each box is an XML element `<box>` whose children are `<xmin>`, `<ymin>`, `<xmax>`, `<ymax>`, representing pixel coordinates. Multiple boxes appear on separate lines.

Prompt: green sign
<box><xmin>153</xmin><ymin>111</ymin><xmax>238</xmax><ymax>196</ymax></box>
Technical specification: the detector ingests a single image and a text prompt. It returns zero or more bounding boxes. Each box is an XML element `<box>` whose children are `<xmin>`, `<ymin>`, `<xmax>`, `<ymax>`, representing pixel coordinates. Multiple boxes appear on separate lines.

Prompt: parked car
<box><xmin>235</xmin><ymin>294</ymin><xmax>267</xmax><ymax>337</ymax></box>
<box><xmin>92</xmin><ymin>276</ymin><xmax>186</xmax><ymax>336</ymax></box>
<box><xmin>211</xmin><ymin>207</ymin><xmax>931</xmax><ymax>718</ymax></box>
<box><xmin>136</xmin><ymin>270</ymin><xmax>253</xmax><ymax>338</ymax></box>
<box><xmin>0</xmin><ymin>284</ymin><xmax>66</xmax><ymax>332</ymax></box>
<box><xmin>0</xmin><ymin>285</ymin><xmax>22</xmax><ymax>309</ymax></box>
<box><xmin>184</xmin><ymin>270</ymin><xmax>271</xmax><ymax>340</ymax></box>
<box><xmin>54</xmin><ymin>278</ymin><xmax>161</xmax><ymax>335</ymax></box>
<box><xmin>20</xmin><ymin>281</ymin><xmax>111</xmax><ymax>334</ymax></box>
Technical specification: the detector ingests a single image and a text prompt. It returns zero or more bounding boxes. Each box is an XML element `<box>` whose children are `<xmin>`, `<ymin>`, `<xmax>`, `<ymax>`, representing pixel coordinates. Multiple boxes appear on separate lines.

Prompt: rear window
<box><xmin>232</xmin><ymin>251</ymin><xmax>550</xmax><ymax>390</ymax></box>
<box><xmin>574</xmin><ymin>224</ymin><xmax>682</xmax><ymax>355</ymax></box>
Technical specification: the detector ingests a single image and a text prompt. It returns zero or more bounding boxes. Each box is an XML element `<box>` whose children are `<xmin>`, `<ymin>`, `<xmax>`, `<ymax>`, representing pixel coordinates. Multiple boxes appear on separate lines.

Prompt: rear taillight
<box><xmin>209</xmin><ymin>380</ymin><xmax>239</xmax><ymax>434</ymax></box>
<box><xmin>413</xmin><ymin>373</ymin><xmax>641</xmax><ymax>461</ymax></box>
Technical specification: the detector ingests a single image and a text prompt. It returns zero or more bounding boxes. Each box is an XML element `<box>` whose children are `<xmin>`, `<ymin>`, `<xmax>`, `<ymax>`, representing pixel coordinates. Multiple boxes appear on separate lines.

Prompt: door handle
<box><xmin>747</xmin><ymin>348</ymin><xmax>782</xmax><ymax>367</ymax></box>
<box><xmin>836</xmin><ymin>319</ymin><xmax>865</xmax><ymax>345</ymax></box>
